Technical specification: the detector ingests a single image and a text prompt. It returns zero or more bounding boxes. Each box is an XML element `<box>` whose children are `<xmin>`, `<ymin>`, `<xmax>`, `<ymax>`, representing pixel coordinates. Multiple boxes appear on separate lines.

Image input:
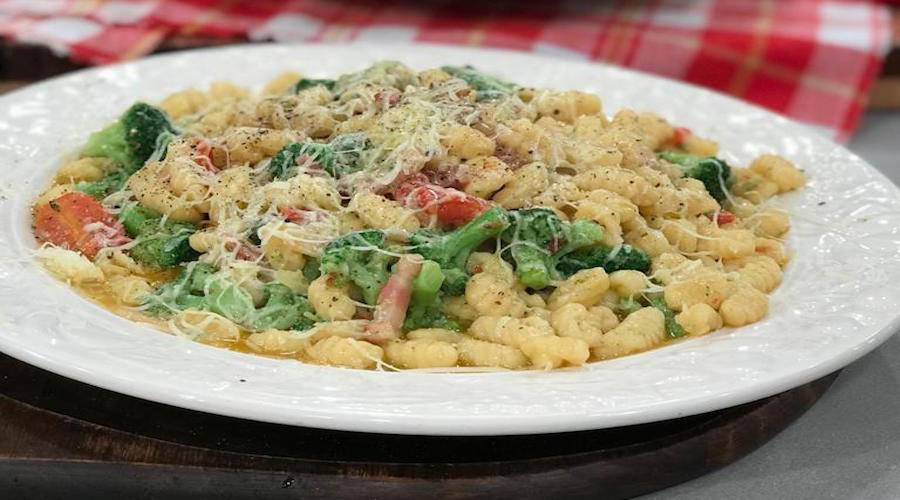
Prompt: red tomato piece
<box><xmin>410</xmin><ymin>185</ymin><xmax>490</xmax><ymax>227</ymax></box>
<box><xmin>34</xmin><ymin>192</ymin><xmax>130</xmax><ymax>258</ymax></box>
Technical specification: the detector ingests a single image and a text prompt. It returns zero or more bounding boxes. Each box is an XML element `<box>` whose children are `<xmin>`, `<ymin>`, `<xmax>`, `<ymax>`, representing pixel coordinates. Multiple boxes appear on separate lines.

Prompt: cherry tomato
<box><xmin>410</xmin><ymin>184</ymin><xmax>490</xmax><ymax>227</ymax></box>
<box><xmin>34</xmin><ymin>192</ymin><xmax>130</xmax><ymax>258</ymax></box>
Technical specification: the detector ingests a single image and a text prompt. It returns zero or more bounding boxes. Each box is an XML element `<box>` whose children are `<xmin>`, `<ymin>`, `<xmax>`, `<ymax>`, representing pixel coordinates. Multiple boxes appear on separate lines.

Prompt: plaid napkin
<box><xmin>0</xmin><ymin>0</ymin><xmax>892</xmax><ymax>141</ymax></box>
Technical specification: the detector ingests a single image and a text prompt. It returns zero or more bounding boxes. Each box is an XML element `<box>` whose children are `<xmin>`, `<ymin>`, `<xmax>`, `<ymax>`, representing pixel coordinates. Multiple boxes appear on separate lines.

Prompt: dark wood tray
<box><xmin>0</xmin><ymin>353</ymin><xmax>837</xmax><ymax>499</ymax></box>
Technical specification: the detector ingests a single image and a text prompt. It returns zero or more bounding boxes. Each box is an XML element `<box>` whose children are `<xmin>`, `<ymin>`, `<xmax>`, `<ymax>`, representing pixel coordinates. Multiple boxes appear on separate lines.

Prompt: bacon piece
<box><xmin>715</xmin><ymin>210</ymin><xmax>736</xmax><ymax>225</ymax></box>
<box><xmin>190</xmin><ymin>137</ymin><xmax>217</xmax><ymax>172</ymax></box>
<box><xmin>672</xmin><ymin>126</ymin><xmax>692</xmax><ymax>148</ymax></box>
<box><xmin>364</xmin><ymin>255</ymin><xmax>422</xmax><ymax>345</ymax></box>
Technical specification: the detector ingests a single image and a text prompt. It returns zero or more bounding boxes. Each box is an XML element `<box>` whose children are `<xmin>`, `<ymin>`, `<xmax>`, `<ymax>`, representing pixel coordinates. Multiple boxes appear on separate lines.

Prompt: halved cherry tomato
<box><xmin>392</xmin><ymin>176</ymin><xmax>490</xmax><ymax>227</ymax></box>
<box><xmin>715</xmin><ymin>210</ymin><xmax>736</xmax><ymax>225</ymax></box>
<box><xmin>34</xmin><ymin>192</ymin><xmax>130</xmax><ymax>258</ymax></box>
<box><xmin>672</xmin><ymin>126</ymin><xmax>692</xmax><ymax>148</ymax></box>
<box><xmin>420</xmin><ymin>189</ymin><xmax>491</xmax><ymax>227</ymax></box>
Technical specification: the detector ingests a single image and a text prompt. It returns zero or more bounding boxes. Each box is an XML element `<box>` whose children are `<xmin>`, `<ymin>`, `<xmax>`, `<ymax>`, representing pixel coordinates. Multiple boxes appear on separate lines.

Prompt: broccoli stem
<box><xmin>441</xmin><ymin>207</ymin><xmax>509</xmax><ymax>262</ymax></box>
<box><xmin>648</xmin><ymin>295</ymin><xmax>685</xmax><ymax>339</ymax></box>
<box><xmin>411</xmin><ymin>206</ymin><xmax>510</xmax><ymax>295</ymax></box>
<box><xmin>403</xmin><ymin>260</ymin><xmax>459</xmax><ymax>331</ymax></box>
<box><xmin>411</xmin><ymin>260</ymin><xmax>443</xmax><ymax>301</ymax></box>
<box><xmin>512</xmin><ymin>245</ymin><xmax>553</xmax><ymax>289</ymax></box>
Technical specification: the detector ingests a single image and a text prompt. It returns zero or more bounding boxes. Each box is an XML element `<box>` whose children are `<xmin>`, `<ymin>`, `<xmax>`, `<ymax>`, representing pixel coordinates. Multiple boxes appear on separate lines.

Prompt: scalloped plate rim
<box><xmin>0</xmin><ymin>42</ymin><xmax>897</xmax><ymax>436</ymax></box>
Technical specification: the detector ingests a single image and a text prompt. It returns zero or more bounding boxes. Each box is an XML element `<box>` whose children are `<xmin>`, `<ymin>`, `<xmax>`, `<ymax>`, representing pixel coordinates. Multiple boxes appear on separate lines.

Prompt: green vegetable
<box><xmin>658</xmin><ymin>152</ymin><xmax>732</xmax><ymax>202</ymax></box>
<box><xmin>333</xmin><ymin>61</ymin><xmax>418</xmax><ymax>95</ymax></box>
<box><xmin>555</xmin><ymin>244</ymin><xmax>651</xmax><ymax>277</ymax></box>
<box><xmin>120</xmin><ymin>203</ymin><xmax>198</xmax><ymax>267</ymax></box>
<box><xmin>268</xmin><ymin>133</ymin><xmax>368</xmax><ymax>180</ymax></box>
<box><xmin>500</xmin><ymin>209</ymin><xmax>605</xmax><ymax>289</ymax></box>
<box><xmin>205</xmin><ymin>274</ymin><xmax>256</xmax><ymax>324</ymax></box>
<box><xmin>74</xmin><ymin>168</ymin><xmax>129</xmax><ymax>199</ymax></box>
<box><xmin>500</xmin><ymin>208</ymin><xmax>565</xmax><ymax>290</ymax></box>
<box><xmin>319</xmin><ymin>230</ymin><xmax>397</xmax><ymax>305</ymax></box>
<box><xmin>247</xmin><ymin>283</ymin><xmax>318</xmax><ymax>331</ymax></box>
<box><xmin>292</xmin><ymin>78</ymin><xmax>336</xmax><ymax>93</ymax></box>
<box><xmin>441</xmin><ymin>65</ymin><xmax>517</xmax><ymax>100</ymax></box>
<box><xmin>82</xmin><ymin>102</ymin><xmax>176</xmax><ymax>173</ymax></box>
<box><xmin>302</xmin><ymin>257</ymin><xmax>321</xmax><ymax>283</ymax></box>
<box><xmin>403</xmin><ymin>260</ymin><xmax>459</xmax><ymax>331</ymax></box>
<box><xmin>143</xmin><ymin>262</ymin><xmax>216</xmax><ymax>316</ymax></box>
<box><xmin>617</xmin><ymin>296</ymin><xmax>643</xmax><ymax>317</ymax></box>
<box><xmin>144</xmin><ymin>264</ymin><xmax>319</xmax><ymax>331</ymax></box>
<box><xmin>410</xmin><ymin>207</ymin><xmax>510</xmax><ymax>295</ymax></box>
<box><xmin>648</xmin><ymin>295</ymin><xmax>685</xmax><ymax>339</ymax></box>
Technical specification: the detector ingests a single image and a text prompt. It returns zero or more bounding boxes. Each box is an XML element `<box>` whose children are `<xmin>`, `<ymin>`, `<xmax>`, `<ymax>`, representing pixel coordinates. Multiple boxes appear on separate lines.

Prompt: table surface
<box><xmin>646</xmin><ymin>111</ymin><xmax>900</xmax><ymax>500</ymax></box>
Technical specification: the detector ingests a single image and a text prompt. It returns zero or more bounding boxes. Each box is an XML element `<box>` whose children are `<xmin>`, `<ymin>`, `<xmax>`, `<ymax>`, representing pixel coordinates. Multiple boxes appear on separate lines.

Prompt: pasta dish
<box><xmin>31</xmin><ymin>62</ymin><xmax>805</xmax><ymax>370</ymax></box>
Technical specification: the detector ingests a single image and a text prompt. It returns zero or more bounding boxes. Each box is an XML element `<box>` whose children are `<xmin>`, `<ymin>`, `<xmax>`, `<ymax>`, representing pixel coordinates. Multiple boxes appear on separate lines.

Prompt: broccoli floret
<box><xmin>403</xmin><ymin>260</ymin><xmax>459</xmax><ymax>331</ymax></box>
<box><xmin>302</xmin><ymin>257</ymin><xmax>321</xmax><ymax>282</ymax></box>
<box><xmin>145</xmin><ymin>265</ymin><xmax>318</xmax><ymax>331</ymax></box>
<box><xmin>410</xmin><ymin>207</ymin><xmax>510</xmax><ymax>295</ymax></box>
<box><xmin>120</xmin><ymin>203</ymin><xmax>198</xmax><ymax>267</ymax></box>
<box><xmin>441</xmin><ymin>65</ymin><xmax>517</xmax><ymax>100</ymax></box>
<box><xmin>292</xmin><ymin>78</ymin><xmax>336</xmax><ymax>93</ymax></box>
<box><xmin>82</xmin><ymin>102</ymin><xmax>176</xmax><ymax>173</ymax></box>
<box><xmin>247</xmin><ymin>283</ymin><xmax>318</xmax><ymax>331</ymax></box>
<box><xmin>500</xmin><ymin>208</ymin><xmax>565</xmax><ymax>290</ymax></box>
<box><xmin>268</xmin><ymin>133</ymin><xmax>368</xmax><ymax>180</ymax></box>
<box><xmin>658</xmin><ymin>152</ymin><xmax>731</xmax><ymax>202</ymax></box>
<box><xmin>334</xmin><ymin>61</ymin><xmax>418</xmax><ymax>95</ymax></box>
<box><xmin>319</xmin><ymin>230</ymin><xmax>397</xmax><ymax>305</ymax></box>
<box><xmin>648</xmin><ymin>295</ymin><xmax>685</xmax><ymax>339</ymax></box>
<box><xmin>74</xmin><ymin>168</ymin><xmax>129</xmax><ymax>199</ymax></box>
<box><xmin>500</xmin><ymin>210</ymin><xmax>605</xmax><ymax>289</ymax></box>
<box><xmin>143</xmin><ymin>262</ymin><xmax>216</xmax><ymax>316</ymax></box>
<box><xmin>326</xmin><ymin>132</ymin><xmax>368</xmax><ymax>177</ymax></box>
<box><xmin>202</xmin><ymin>273</ymin><xmax>257</xmax><ymax>325</ymax></box>
<box><xmin>548</xmin><ymin>218</ymin><xmax>605</xmax><ymax>279</ymax></box>
<box><xmin>555</xmin><ymin>244</ymin><xmax>651</xmax><ymax>277</ymax></box>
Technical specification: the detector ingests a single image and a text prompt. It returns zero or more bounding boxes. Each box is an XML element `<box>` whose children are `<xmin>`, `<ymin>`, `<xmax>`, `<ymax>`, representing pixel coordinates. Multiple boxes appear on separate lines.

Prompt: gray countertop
<box><xmin>644</xmin><ymin>111</ymin><xmax>900</xmax><ymax>500</ymax></box>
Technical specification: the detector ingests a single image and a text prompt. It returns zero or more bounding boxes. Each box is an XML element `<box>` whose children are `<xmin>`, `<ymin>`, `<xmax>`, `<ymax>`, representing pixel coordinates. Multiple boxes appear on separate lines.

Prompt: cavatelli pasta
<box><xmin>31</xmin><ymin>60</ymin><xmax>804</xmax><ymax>371</ymax></box>
<box><xmin>591</xmin><ymin>307</ymin><xmax>666</xmax><ymax>359</ymax></box>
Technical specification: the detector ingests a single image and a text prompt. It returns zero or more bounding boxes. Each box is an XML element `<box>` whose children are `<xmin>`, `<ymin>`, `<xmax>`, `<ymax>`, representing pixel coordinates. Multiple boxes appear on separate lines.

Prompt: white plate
<box><xmin>0</xmin><ymin>43</ymin><xmax>898</xmax><ymax>436</ymax></box>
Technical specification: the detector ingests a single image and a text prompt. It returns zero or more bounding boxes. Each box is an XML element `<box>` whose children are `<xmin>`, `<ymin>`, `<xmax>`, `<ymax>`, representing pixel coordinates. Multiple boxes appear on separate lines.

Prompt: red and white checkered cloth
<box><xmin>0</xmin><ymin>0</ymin><xmax>893</xmax><ymax>141</ymax></box>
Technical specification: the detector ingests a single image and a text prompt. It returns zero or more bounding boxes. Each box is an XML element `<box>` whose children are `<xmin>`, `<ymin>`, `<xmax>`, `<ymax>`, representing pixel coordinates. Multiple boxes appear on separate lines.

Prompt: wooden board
<box><xmin>0</xmin><ymin>354</ymin><xmax>838</xmax><ymax>499</ymax></box>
